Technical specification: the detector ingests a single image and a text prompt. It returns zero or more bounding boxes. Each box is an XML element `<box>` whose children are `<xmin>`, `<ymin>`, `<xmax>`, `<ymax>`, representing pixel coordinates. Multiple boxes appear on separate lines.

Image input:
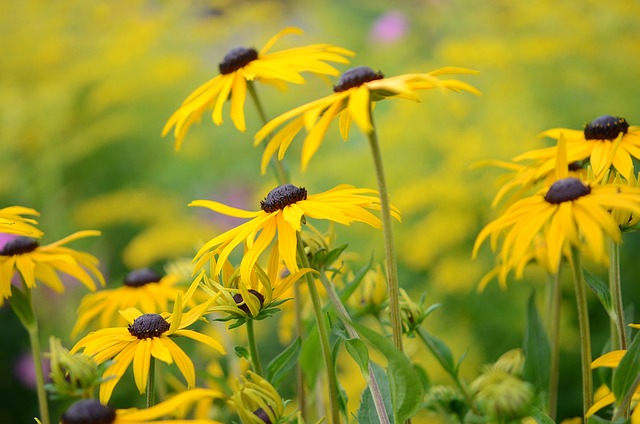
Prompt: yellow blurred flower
<box><xmin>0</xmin><ymin>231</ymin><xmax>104</xmax><ymax>300</ymax></box>
<box><xmin>228</xmin><ymin>371</ymin><xmax>284</xmax><ymax>424</ymax></box>
<box><xmin>190</xmin><ymin>184</ymin><xmax>397</xmax><ymax>285</ymax></box>
<box><xmin>163</xmin><ymin>27</ymin><xmax>354</xmax><ymax>150</ymax></box>
<box><xmin>72</xmin><ymin>293</ymin><xmax>225</xmax><ymax>403</ymax></box>
<box><xmin>0</xmin><ymin>206</ymin><xmax>43</xmax><ymax>238</ymax></box>
<box><xmin>254</xmin><ymin>65</ymin><xmax>479</xmax><ymax>172</ymax></box>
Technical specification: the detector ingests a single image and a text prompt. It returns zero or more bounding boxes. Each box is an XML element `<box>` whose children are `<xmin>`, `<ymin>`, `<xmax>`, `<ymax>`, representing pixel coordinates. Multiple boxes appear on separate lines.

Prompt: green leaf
<box><xmin>338</xmin><ymin>255</ymin><xmax>373</xmax><ymax>304</ymax></box>
<box><xmin>583</xmin><ymin>268</ymin><xmax>614</xmax><ymax>318</ymax></box>
<box><xmin>266</xmin><ymin>337</ymin><xmax>301</xmax><ymax>387</ymax></box>
<box><xmin>523</xmin><ymin>291</ymin><xmax>551</xmax><ymax>393</ymax></box>
<box><xmin>417</xmin><ymin>327</ymin><xmax>457</xmax><ymax>377</ymax></box>
<box><xmin>300</xmin><ymin>324</ymin><xmax>322</xmax><ymax>387</ymax></box>
<box><xmin>233</xmin><ymin>345</ymin><xmax>249</xmax><ymax>360</ymax></box>
<box><xmin>356</xmin><ymin>362</ymin><xmax>394</xmax><ymax>424</ymax></box>
<box><xmin>321</xmin><ymin>244</ymin><xmax>349</xmax><ymax>269</ymax></box>
<box><xmin>527</xmin><ymin>406</ymin><xmax>555</xmax><ymax>423</ymax></box>
<box><xmin>8</xmin><ymin>287</ymin><xmax>36</xmax><ymax>331</ymax></box>
<box><xmin>353</xmin><ymin>322</ymin><xmax>423</xmax><ymax>422</ymax></box>
<box><xmin>613</xmin><ymin>332</ymin><xmax>640</xmax><ymax>408</ymax></box>
<box><xmin>331</xmin><ymin>337</ymin><xmax>348</xmax><ymax>417</ymax></box>
<box><xmin>345</xmin><ymin>338</ymin><xmax>369</xmax><ymax>377</ymax></box>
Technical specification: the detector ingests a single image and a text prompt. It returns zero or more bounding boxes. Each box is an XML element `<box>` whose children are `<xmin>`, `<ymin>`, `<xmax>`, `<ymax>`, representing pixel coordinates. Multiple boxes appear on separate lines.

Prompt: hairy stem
<box><xmin>246</xmin><ymin>319</ymin><xmax>263</xmax><ymax>376</ymax></box>
<box><xmin>609</xmin><ymin>238</ymin><xmax>627</xmax><ymax>350</ymax></box>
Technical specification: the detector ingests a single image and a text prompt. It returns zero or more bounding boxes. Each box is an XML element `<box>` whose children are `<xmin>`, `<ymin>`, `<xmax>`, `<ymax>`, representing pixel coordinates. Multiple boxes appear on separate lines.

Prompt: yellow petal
<box><xmin>347</xmin><ymin>85</ymin><xmax>373</xmax><ymax>134</ymax></box>
<box><xmin>132</xmin><ymin>340</ymin><xmax>152</xmax><ymax>394</ymax></box>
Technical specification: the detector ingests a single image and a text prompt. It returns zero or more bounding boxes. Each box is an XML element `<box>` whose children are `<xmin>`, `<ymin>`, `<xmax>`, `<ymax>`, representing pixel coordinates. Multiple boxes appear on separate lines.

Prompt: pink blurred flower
<box><xmin>370</xmin><ymin>11</ymin><xmax>408</xmax><ymax>44</ymax></box>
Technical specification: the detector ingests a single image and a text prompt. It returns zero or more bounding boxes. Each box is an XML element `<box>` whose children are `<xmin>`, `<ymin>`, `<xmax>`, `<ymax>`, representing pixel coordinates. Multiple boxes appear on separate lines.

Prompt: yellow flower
<box><xmin>197</xmin><ymin>242</ymin><xmax>314</xmax><ymax>320</ymax></box>
<box><xmin>162</xmin><ymin>27</ymin><xmax>354</xmax><ymax>151</ymax></box>
<box><xmin>72</xmin><ymin>268</ymin><xmax>185</xmax><ymax>338</ymax></box>
<box><xmin>59</xmin><ymin>389</ymin><xmax>223</xmax><ymax>423</ymax></box>
<box><xmin>254</xmin><ymin>66</ymin><xmax>479</xmax><ymax>173</ymax></box>
<box><xmin>515</xmin><ymin>115</ymin><xmax>640</xmax><ymax>180</ymax></box>
<box><xmin>473</xmin><ymin>137</ymin><xmax>640</xmax><ymax>276</ymax></box>
<box><xmin>0</xmin><ymin>206</ymin><xmax>43</xmax><ymax>238</ymax></box>
<box><xmin>0</xmin><ymin>231</ymin><xmax>104</xmax><ymax>300</ymax></box>
<box><xmin>190</xmin><ymin>183</ymin><xmax>399</xmax><ymax>285</ymax></box>
<box><xmin>228</xmin><ymin>371</ymin><xmax>284</xmax><ymax>424</ymax></box>
<box><xmin>71</xmin><ymin>293</ymin><xmax>226</xmax><ymax>403</ymax></box>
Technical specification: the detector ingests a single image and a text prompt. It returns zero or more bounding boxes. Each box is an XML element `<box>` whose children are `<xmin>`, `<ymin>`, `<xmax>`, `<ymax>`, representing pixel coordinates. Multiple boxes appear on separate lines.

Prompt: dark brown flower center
<box><xmin>260</xmin><ymin>184</ymin><xmax>307</xmax><ymax>213</ymax></box>
<box><xmin>128</xmin><ymin>314</ymin><xmax>170</xmax><ymax>339</ymax></box>
<box><xmin>333</xmin><ymin>66</ymin><xmax>384</xmax><ymax>92</ymax></box>
<box><xmin>0</xmin><ymin>237</ymin><xmax>39</xmax><ymax>256</ymax></box>
<box><xmin>61</xmin><ymin>399</ymin><xmax>116</xmax><ymax>424</ymax></box>
<box><xmin>124</xmin><ymin>268</ymin><xmax>162</xmax><ymax>287</ymax></box>
<box><xmin>219</xmin><ymin>47</ymin><xmax>258</xmax><ymax>75</ymax></box>
<box><xmin>254</xmin><ymin>407</ymin><xmax>273</xmax><ymax>424</ymax></box>
<box><xmin>233</xmin><ymin>289</ymin><xmax>265</xmax><ymax>316</ymax></box>
<box><xmin>544</xmin><ymin>177</ymin><xmax>591</xmax><ymax>204</ymax></box>
<box><xmin>584</xmin><ymin>115</ymin><xmax>629</xmax><ymax>140</ymax></box>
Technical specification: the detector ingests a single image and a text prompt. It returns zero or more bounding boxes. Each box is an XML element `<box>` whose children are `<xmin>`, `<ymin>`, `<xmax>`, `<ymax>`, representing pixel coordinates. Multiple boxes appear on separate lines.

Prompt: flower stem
<box><xmin>247</xmin><ymin>81</ymin><xmax>289</xmax><ymax>185</ymax></box>
<box><xmin>569</xmin><ymin>246</ymin><xmax>593</xmax><ymax>416</ymax></box>
<box><xmin>146</xmin><ymin>357</ymin><xmax>156</xmax><ymax>408</ymax></box>
<box><xmin>547</xmin><ymin>271</ymin><xmax>562</xmax><ymax>420</ymax></box>
<box><xmin>318</xmin><ymin>272</ymin><xmax>390</xmax><ymax>424</ymax></box>
<box><xmin>294</xmin><ymin>282</ymin><xmax>307</xmax><ymax>420</ymax></box>
<box><xmin>608</xmin><ymin>238</ymin><xmax>627</xmax><ymax>350</ymax></box>
<box><xmin>366</xmin><ymin>123</ymin><xmax>403</xmax><ymax>353</ymax></box>
<box><xmin>246</xmin><ymin>319</ymin><xmax>263</xmax><ymax>376</ymax></box>
<box><xmin>296</xmin><ymin>235</ymin><xmax>340</xmax><ymax>424</ymax></box>
<box><xmin>27</xmin><ymin>323</ymin><xmax>50</xmax><ymax>424</ymax></box>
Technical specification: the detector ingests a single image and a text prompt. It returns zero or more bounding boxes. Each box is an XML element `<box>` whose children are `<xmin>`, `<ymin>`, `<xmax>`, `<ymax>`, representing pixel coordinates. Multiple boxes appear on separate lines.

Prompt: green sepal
<box><xmin>233</xmin><ymin>345</ymin><xmax>250</xmax><ymax>360</ymax></box>
<box><xmin>8</xmin><ymin>286</ymin><xmax>36</xmax><ymax>331</ymax></box>
<box><xmin>266</xmin><ymin>337</ymin><xmax>301</xmax><ymax>388</ymax></box>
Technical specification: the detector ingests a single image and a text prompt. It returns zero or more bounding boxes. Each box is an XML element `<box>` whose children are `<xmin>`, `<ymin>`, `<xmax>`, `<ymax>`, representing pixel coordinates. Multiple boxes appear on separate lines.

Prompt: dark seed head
<box><xmin>124</xmin><ymin>268</ymin><xmax>162</xmax><ymax>287</ymax></box>
<box><xmin>253</xmin><ymin>407</ymin><xmax>273</xmax><ymax>424</ymax></box>
<box><xmin>260</xmin><ymin>184</ymin><xmax>307</xmax><ymax>213</ymax></box>
<box><xmin>0</xmin><ymin>237</ymin><xmax>39</xmax><ymax>256</ymax></box>
<box><xmin>568</xmin><ymin>161</ymin><xmax>584</xmax><ymax>172</ymax></box>
<box><xmin>584</xmin><ymin>115</ymin><xmax>629</xmax><ymax>140</ymax></box>
<box><xmin>219</xmin><ymin>46</ymin><xmax>258</xmax><ymax>75</ymax></box>
<box><xmin>544</xmin><ymin>177</ymin><xmax>591</xmax><ymax>204</ymax></box>
<box><xmin>61</xmin><ymin>399</ymin><xmax>116</xmax><ymax>424</ymax></box>
<box><xmin>333</xmin><ymin>66</ymin><xmax>384</xmax><ymax>92</ymax></box>
<box><xmin>233</xmin><ymin>289</ymin><xmax>265</xmax><ymax>316</ymax></box>
<box><xmin>128</xmin><ymin>314</ymin><xmax>170</xmax><ymax>339</ymax></box>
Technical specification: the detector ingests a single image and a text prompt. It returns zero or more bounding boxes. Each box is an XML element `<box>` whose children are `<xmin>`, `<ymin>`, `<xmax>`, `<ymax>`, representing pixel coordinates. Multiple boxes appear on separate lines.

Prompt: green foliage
<box><xmin>267</xmin><ymin>337</ymin><xmax>302</xmax><ymax>388</ymax></box>
<box><xmin>523</xmin><ymin>292</ymin><xmax>551</xmax><ymax>396</ymax></box>
<box><xmin>613</xmin><ymin>332</ymin><xmax>640</xmax><ymax>412</ymax></box>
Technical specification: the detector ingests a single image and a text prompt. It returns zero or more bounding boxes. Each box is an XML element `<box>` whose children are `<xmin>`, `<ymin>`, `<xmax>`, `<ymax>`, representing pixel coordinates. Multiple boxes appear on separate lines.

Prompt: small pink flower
<box><xmin>370</xmin><ymin>11</ymin><xmax>408</xmax><ymax>44</ymax></box>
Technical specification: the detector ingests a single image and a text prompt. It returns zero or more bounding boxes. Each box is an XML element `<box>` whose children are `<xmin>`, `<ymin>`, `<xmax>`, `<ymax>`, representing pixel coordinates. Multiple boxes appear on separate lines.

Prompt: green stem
<box><xmin>318</xmin><ymin>272</ymin><xmax>390</xmax><ymax>424</ymax></box>
<box><xmin>146</xmin><ymin>357</ymin><xmax>156</xmax><ymax>408</ymax></box>
<box><xmin>608</xmin><ymin>238</ymin><xmax>627</xmax><ymax>350</ymax></box>
<box><xmin>27</xmin><ymin>326</ymin><xmax>50</xmax><ymax>424</ymax></box>
<box><xmin>366</xmin><ymin>123</ymin><xmax>403</xmax><ymax>352</ymax></box>
<box><xmin>416</xmin><ymin>327</ymin><xmax>479</xmax><ymax>415</ymax></box>
<box><xmin>247</xmin><ymin>81</ymin><xmax>288</xmax><ymax>185</ymax></box>
<box><xmin>294</xmin><ymin>283</ymin><xmax>307</xmax><ymax>420</ymax></box>
<box><xmin>569</xmin><ymin>246</ymin><xmax>593</xmax><ymax>416</ymax></box>
<box><xmin>296</xmin><ymin>236</ymin><xmax>340</xmax><ymax>424</ymax></box>
<box><xmin>246</xmin><ymin>319</ymin><xmax>263</xmax><ymax>376</ymax></box>
<box><xmin>547</xmin><ymin>271</ymin><xmax>562</xmax><ymax>420</ymax></box>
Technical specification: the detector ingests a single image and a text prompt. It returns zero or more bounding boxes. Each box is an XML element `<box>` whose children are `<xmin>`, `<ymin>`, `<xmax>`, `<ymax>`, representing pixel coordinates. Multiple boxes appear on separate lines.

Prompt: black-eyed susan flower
<box><xmin>515</xmin><ymin>115</ymin><xmax>640</xmax><ymax>180</ymax></box>
<box><xmin>72</xmin><ymin>268</ymin><xmax>184</xmax><ymax>338</ymax></box>
<box><xmin>197</xmin><ymin>242</ymin><xmax>313</xmax><ymax>322</ymax></box>
<box><xmin>71</xmin><ymin>293</ymin><xmax>226</xmax><ymax>403</ymax></box>
<box><xmin>0</xmin><ymin>206</ymin><xmax>43</xmax><ymax>238</ymax></box>
<box><xmin>0</xmin><ymin>230</ymin><xmax>104</xmax><ymax>300</ymax></box>
<box><xmin>473</xmin><ymin>137</ymin><xmax>640</xmax><ymax>277</ymax></box>
<box><xmin>190</xmin><ymin>184</ymin><xmax>399</xmax><ymax>285</ymax></box>
<box><xmin>59</xmin><ymin>389</ymin><xmax>223</xmax><ymax>424</ymax></box>
<box><xmin>162</xmin><ymin>27</ymin><xmax>354</xmax><ymax>151</ymax></box>
<box><xmin>253</xmin><ymin>66</ymin><xmax>480</xmax><ymax>173</ymax></box>
<box><xmin>228</xmin><ymin>371</ymin><xmax>284</xmax><ymax>424</ymax></box>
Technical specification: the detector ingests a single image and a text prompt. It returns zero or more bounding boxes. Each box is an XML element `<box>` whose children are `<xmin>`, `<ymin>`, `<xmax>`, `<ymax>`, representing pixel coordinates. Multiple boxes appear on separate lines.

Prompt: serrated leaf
<box><xmin>583</xmin><ymin>269</ymin><xmax>614</xmax><ymax>318</ymax></box>
<box><xmin>8</xmin><ymin>287</ymin><xmax>36</xmax><ymax>331</ymax></box>
<box><xmin>345</xmin><ymin>338</ymin><xmax>369</xmax><ymax>376</ymax></box>
<box><xmin>417</xmin><ymin>327</ymin><xmax>457</xmax><ymax>377</ymax></box>
<box><xmin>233</xmin><ymin>345</ymin><xmax>249</xmax><ymax>360</ymax></box>
<box><xmin>353</xmin><ymin>322</ymin><xmax>423</xmax><ymax>422</ymax></box>
<box><xmin>613</xmin><ymin>332</ymin><xmax>640</xmax><ymax>408</ymax></box>
<box><xmin>527</xmin><ymin>406</ymin><xmax>555</xmax><ymax>423</ymax></box>
<box><xmin>356</xmin><ymin>362</ymin><xmax>394</xmax><ymax>424</ymax></box>
<box><xmin>523</xmin><ymin>291</ymin><xmax>551</xmax><ymax>393</ymax></box>
<box><xmin>266</xmin><ymin>337</ymin><xmax>301</xmax><ymax>387</ymax></box>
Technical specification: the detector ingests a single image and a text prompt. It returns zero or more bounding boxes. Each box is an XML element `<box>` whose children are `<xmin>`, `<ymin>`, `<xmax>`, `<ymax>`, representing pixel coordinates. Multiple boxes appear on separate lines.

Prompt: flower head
<box><xmin>60</xmin><ymin>389</ymin><xmax>223</xmax><ymax>423</ymax></box>
<box><xmin>0</xmin><ymin>230</ymin><xmax>104</xmax><ymax>300</ymax></box>
<box><xmin>254</xmin><ymin>66</ymin><xmax>479</xmax><ymax>173</ymax></box>
<box><xmin>0</xmin><ymin>206</ymin><xmax>43</xmax><ymax>238</ymax></box>
<box><xmin>515</xmin><ymin>115</ymin><xmax>640</xmax><ymax>180</ymax></box>
<box><xmin>228</xmin><ymin>371</ymin><xmax>284</xmax><ymax>424</ymax></box>
<box><xmin>72</xmin><ymin>268</ymin><xmax>185</xmax><ymax>338</ymax></box>
<box><xmin>190</xmin><ymin>184</ymin><xmax>399</xmax><ymax>284</ymax></box>
<box><xmin>162</xmin><ymin>27</ymin><xmax>354</xmax><ymax>150</ymax></box>
<box><xmin>71</xmin><ymin>293</ymin><xmax>226</xmax><ymax>403</ymax></box>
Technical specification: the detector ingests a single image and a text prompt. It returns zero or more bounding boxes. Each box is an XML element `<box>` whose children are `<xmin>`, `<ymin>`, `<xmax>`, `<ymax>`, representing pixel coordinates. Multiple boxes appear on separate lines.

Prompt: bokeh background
<box><xmin>2</xmin><ymin>0</ymin><xmax>640</xmax><ymax>422</ymax></box>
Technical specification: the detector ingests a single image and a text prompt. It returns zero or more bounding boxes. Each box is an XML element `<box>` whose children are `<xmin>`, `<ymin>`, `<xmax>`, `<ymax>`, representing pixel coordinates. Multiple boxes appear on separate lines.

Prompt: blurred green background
<box><xmin>2</xmin><ymin>0</ymin><xmax>640</xmax><ymax>422</ymax></box>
